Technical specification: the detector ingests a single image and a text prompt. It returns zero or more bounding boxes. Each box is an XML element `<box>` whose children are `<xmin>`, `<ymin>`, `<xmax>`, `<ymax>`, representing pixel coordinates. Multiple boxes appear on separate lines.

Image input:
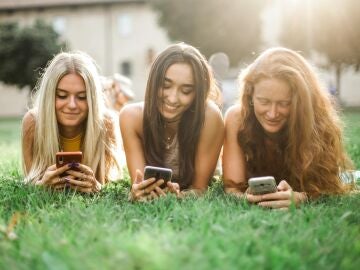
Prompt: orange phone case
<box><xmin>56</xmin><ymin>151</ymin><xmax>82</xmax><ymax>169</ymax></box>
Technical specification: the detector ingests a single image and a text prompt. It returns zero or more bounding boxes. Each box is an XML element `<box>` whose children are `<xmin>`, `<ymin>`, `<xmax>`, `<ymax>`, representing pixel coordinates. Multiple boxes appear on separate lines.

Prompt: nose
<box><xmin>266</xmin><ymin>103</ymin><xmax>278</xmax><ymax>119</ymax></box>
<box><xmin>166</xmin><ymin>87</ymin><xmax>179</xmax><ymax>104</ymax></box>
<box><xmin>68</xmin><ymin>95</ymin><xmax>77</xmax><ymax>109</ymax></box>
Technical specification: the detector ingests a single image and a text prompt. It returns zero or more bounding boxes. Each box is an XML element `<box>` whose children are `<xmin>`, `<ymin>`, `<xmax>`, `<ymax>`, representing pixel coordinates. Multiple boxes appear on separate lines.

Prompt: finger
<box><xmin>135</xmin><ymin>178</ymin><xmax>157</xmax><ymax>190</ymax></box>
<box><xmin>52</xmin><ymin>176</ymin><xmax>69</xmax><ymax>186</ymax></box>
<box><xmin>277</xmin><ymin>180</ymin><xmax>292</xmax><ymax>192</ymax></box>
<box><xmin>155</xmin><ymin>186</ymin><xmax>166</xmax><ymax>197</ymax></box>
<box><xmin>47</xmin><ymin>164</ymin><xmax>57</xmax><ymax>171</ymax></box>
<box><xmin>76</xmin><ymin>163</ymin><xmax>93</xmax><ymax>174</ymax></box>
<box><xmin>167</xmin><ymin>182</ymin><xmax>180</xmax><ymax>194</ymax></box>
<box><xmin>258</xmin><ymin>200</ymin><xmax>291</xmax><ymax>209</ymax></box>
<box><xmin>134</xmin><ymin>169</ymin><xmax>143</xmax><ymax>184</ymax></box>
<box><xmin>66</xmin><ymin>170</ymin><xmax>90</xmax><ymax>179</ymax></box>
<box><xmin>246</xmin><ymin>193</ymin><xmax>264</xmax><ymax>203</ymax></box>
<box><xmin>150</xmin><ymin>190</ymin><xmax>158</xmax><ymax>199</ymax></box>
<box><xmin>55</xmin><ymin>163</ymin><xmax>74</xmax><ymax>175</ymax></box>
<box><xmin>256</xmin><ymin>191</ymin><xmax>292</xmax><ymax>201</ymax></box>
<box><xmin>67</xmin><ymin>178</ymin><xmax>93</xmax><ymax>188</ymax></box>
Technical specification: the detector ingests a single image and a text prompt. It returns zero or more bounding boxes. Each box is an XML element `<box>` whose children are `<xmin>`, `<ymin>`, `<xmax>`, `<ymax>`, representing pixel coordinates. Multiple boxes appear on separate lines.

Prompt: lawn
<box><xmin>0</xmin><ymin>112</ymin><xmax>359</xmax><ymax>270</ymax></box>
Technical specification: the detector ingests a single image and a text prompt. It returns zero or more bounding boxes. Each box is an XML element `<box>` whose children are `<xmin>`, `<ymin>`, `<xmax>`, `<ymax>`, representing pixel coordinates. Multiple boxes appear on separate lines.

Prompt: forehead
<box><xmin>253</xmin><ymin>78</ymin><xmax>291</xmax><ymax>100</ymax></box>
<box><xmin>57</xmin><ymin>73</ymin><xmax>86</xmax><ymax>92</ymax></box>
<box><xmin>164</xmin><ymin>62</ymin><xmax>194</xmax><ymax>83</ymax></box>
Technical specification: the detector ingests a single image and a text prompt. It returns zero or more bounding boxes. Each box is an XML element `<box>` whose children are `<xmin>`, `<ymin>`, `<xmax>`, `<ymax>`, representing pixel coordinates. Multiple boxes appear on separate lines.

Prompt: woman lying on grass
<box><xmin>120</xmin><ymin>43</ymin><xmax>224</xmax><ymax>201</ymax></box>
<box><xmin>22</xmin><ymin>51</ymin><xmax>122</xmax><ymax>193</ymax></box>
<box><xmin>223</xmin><ymin>47</ymin><xmax>354</xmax><ymax>209</ymax></box>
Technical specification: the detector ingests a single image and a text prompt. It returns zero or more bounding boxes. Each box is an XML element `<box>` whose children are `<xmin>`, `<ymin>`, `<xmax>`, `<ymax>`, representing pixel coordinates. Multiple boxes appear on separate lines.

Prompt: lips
<box><xmin>163</xmin><ymin>103</ymin><xmax>178</xmax><ymax>113</ymax></box>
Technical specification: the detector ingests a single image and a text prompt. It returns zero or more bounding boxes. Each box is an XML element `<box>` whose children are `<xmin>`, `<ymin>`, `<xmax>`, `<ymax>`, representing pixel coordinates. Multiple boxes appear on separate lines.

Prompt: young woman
<box><xmin>22</xmin><ymin>51</ymin><xmax>122</xmax><ymax>193</ymax></box>
<box><xmin>120</xmin><ymin>43</ymin><xmax>224</xmax><ymax>201</ymax></box>
<box><xmin>223</xmin><ymin>47</ymin><xmax>353</xmax><ymax>209</ymax></box>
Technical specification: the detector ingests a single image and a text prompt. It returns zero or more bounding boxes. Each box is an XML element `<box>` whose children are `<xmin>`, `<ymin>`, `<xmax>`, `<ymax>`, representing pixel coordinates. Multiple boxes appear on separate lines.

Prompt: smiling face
<box><xmin>252</xmin><ymin>78</ymin><xmax>292</xmax><ymax>136</ymax></box>
<box><xmin>158</xmin><ymin>62</ymin><xmax>196</xmax><ymax>121</ymax></box>
<box><xmin>55</xmin><ymin>73</ymin><xmax>88</xmax><ymax>135</ymax></box>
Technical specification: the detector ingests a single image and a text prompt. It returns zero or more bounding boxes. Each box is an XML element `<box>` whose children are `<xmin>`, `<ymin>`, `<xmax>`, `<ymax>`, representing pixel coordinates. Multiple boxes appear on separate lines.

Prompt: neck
<box><xmin>59</xmin><ymin>124</ymin><xmax>83</xmax><ymax>139</ymax></box>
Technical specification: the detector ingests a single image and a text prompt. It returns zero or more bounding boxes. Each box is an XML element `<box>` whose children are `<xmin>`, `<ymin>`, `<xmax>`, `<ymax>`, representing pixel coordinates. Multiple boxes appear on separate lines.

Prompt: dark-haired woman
<box><xmin>120</xmin><ymin>43</ymin><xmax>224</xmax><ymax>201</ymax></box>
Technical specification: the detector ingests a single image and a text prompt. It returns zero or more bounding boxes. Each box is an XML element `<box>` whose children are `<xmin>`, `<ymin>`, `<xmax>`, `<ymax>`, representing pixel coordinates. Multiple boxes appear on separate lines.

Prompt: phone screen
<box><xmin>144</xmin><ymin>166</ymin><xmax>172</xmax><ymax>188</ymax></box>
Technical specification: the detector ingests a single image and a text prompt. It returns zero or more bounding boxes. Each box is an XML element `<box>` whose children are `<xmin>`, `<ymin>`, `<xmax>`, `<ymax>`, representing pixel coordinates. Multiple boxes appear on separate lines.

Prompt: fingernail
<box><xmin>70</xmin><ymin>162</ymin><xmax>79</xmax><ymax>168</ymax></box>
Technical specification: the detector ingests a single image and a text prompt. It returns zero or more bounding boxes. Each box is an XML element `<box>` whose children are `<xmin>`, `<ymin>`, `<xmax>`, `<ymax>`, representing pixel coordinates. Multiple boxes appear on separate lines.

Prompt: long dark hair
<box><xmin>143</xmin><ymin>43</ymin><xmax>217</xmax><ymax>188</ymax></box>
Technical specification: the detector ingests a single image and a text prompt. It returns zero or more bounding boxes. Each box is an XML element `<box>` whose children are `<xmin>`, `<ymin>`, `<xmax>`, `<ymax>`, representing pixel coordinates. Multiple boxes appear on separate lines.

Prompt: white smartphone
<box><xmin>248</xmin><ymin>176</ymin><xmax>277</xmax><ymax>195</ymax></box>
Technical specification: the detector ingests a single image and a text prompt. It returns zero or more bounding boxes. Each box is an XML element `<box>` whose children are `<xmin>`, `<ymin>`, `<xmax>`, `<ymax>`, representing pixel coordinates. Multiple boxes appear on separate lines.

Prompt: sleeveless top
<box><xmin>59</xmin><ymin>133</ymin><xmax>83</xmax><ymax>152</ymax></box>
<box><xmin>163</xmin><ymin>135</ymin><xmax>181</xmax><ymax>185</ymax></box>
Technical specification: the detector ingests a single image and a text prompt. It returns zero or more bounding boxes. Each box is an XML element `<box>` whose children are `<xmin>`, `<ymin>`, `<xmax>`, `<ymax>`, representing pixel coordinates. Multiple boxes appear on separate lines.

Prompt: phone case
<box><xmin>56</xmin><ymin>151</ymin><xmax>83</xmax><ymax>169</ymax></box>
<box><xmin>144</xmin><ymin>166</ymin><xmax>172</xmax><ymax>188</ymax></box>
<box><xmin>248</xmin><ymin>176</ymin><xmax>277</xmax><ymax>195</ymax></box>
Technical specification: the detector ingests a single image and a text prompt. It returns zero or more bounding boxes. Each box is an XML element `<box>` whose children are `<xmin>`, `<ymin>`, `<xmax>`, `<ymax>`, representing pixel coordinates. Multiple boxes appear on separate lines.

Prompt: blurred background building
<box><xmin>0</xmin><ymin>0</ymin><xmax>170</xmax><ymax>116</ymax></box>
<box><xmin>0</xmin><ymin>0</ymin><xmax>359</xmax><ymax>117</ymax></box>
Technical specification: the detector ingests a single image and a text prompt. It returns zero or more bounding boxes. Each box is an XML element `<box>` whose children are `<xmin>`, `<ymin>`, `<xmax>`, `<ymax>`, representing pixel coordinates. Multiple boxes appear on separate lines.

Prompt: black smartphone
<box><xmin>248</xmin><ymin>176</ymin><xmax>277</xmax><ymax>195</ymax></box>
<box><xmin>144</xmin><ymin>166</ymin><xmax>172</xmax><ymax>188</ymax></box>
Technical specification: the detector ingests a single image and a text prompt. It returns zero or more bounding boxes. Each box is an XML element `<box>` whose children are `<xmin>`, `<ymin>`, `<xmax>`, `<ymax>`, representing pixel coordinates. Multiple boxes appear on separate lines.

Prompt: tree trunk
<box><xmin>335</xmin><ymin>63</ymin><xmax>342</xmax><ymax>103</ymax></box>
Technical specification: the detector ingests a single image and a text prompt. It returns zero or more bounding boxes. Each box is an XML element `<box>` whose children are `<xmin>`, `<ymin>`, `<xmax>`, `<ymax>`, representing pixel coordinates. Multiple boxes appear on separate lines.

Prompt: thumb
<box><xmin>277</xmin><ymin>180</ymin><xmax>291</xmax><ymax>192</ymax></box>
<box><xmin>134</xmin><ymin>169</ymin><xmax>143</xmax><ymax>184</ymax></box>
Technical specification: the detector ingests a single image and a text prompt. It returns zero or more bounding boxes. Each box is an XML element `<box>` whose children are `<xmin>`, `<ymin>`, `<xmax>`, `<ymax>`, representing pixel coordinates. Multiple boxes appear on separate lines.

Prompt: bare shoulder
<box><xmin>22</xmin><ymin>109</ymin><xmax>36</xmax><ymax>133</ymax></box>
<box><xmin>205</xmin><ymin>100</ymin><xmax>223</xmax><ymax>121</ymax></box>
<box><xmin>119</xmin><ymin>102</ymin><xmax>144</xmax><ymax>135</ymax></box>
<box><xmin>224</xmin><ymin>104</ymin><xmax>242</xmax><ymax>127</ymax></box>
<box><xmin>119</xmin><ymin>102</ymin><xmax>144</xmax><ymax>122</ymax></box>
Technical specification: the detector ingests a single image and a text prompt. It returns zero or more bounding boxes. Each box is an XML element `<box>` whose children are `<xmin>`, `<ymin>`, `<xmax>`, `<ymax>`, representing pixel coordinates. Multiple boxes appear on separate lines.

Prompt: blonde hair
<box><xmin>237</xmin><ymin>47</ymin><xmax>353</xmax><ymax>196</ymax></box>
<box><xmin>24</xmin><ymin>51</ymin><xmax>122</xmax><ymax>184</ymax></box>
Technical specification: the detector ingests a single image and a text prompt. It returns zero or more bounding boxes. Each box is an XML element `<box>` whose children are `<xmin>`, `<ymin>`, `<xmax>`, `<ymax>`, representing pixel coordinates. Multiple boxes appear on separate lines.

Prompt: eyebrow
<box><xmin>56</xmin><ymin>88</ymin><xmax>86</xmax><ymax>93</ymax></box>
<box><xmin>163</xmin><ymin>77</ymin><xmax>194</xmax><ymax>88</ymax></box>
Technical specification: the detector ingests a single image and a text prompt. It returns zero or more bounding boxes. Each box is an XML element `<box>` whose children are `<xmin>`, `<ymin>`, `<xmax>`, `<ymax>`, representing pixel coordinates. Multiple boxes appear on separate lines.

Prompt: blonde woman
<box><xmin>22</xmin><ymin>51</ymin><xmax>122</xmax><ymax>193</ymax></box>
<box><xmin>223</xmin><ymin>47</ymin><xmax>353</xmax><ymax>209</ymax></box>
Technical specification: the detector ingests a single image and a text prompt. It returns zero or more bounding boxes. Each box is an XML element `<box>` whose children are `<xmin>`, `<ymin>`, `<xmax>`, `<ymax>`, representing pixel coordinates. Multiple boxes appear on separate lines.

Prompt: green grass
<box><xmin>0</xmin><ymin>113</ymin><xmax>359</xmax><ymax>270</ymax></box>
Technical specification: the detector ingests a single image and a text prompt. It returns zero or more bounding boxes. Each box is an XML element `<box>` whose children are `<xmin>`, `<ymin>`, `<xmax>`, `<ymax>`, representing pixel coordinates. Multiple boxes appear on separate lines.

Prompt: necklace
<box><xmin>163</xmin><ymin>118</ymin><xmax>180</xmax><ymax>150</ymax></box>
<box><xmin>165</xmin><ymin>133</ymin><xmax>176</xmax><ymax>150</ymax></box>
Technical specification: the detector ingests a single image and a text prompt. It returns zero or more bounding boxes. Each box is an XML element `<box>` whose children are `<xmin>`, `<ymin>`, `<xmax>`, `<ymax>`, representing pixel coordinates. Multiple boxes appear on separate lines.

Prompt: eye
<box><xmin>162</xmin><ymin>84</ymin><xmax>171</xmax><ymax>89</ymax></box>
<box><xmin>279</xmin><ymin>101</ymin><xmax>291</xmax><ymax>107</ymax></box>
<box><xmin>77</xmin><ymin>94</ymin><xmax>87</xmax><ymax>100</ymax></box>
<box><xmin>182</xmin><ymin>87</ymin><xmax>194</xmax><ymax>95</ymax></box>
<box><xmin>56</xmin><ymin>94</ymin><xmax>67</xmax><ymax>99</ymax></box>
<box><xmin>257</xmin><ymin>98</ymin><xmax>270</xmax><ymax>105</ymax></box>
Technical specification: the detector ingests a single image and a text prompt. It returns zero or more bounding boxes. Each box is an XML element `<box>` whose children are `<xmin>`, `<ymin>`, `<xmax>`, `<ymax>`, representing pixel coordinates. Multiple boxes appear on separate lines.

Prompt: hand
<box><xmin>246</xmin><ymin>180</ymin><xmax>307</xmax><ymax>209</ymax></box>
<box><xmin>164</xmin><ymin>181</ymin><xmax>180</xmax><ymax>197</ymax></box>
<box><xmin>65</xmin><ymin>164</ymin><xmax>101</xmax><ymax>193</ymax></box>
<box><xmin>36</xmin><ymin>164</ymin><xmax>72</xmax><ymax>188</ymax></box>
<box><xmin>130</xmin><ymin>169</ymin><xmax>166</xmax><ymax>201</ymax></box>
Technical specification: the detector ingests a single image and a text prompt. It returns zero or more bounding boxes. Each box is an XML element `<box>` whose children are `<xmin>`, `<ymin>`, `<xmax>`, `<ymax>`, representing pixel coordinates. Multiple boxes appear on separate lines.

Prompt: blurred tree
<box><xmin>0</xmin><ymin>20</ymin><xmax>65</xmax><ymax>91</ymax></box>
<box><xmin>280</xmin><ymin>0</ymin><xmax>360</xmax><ymax>99</ymax></box>
<box><xmin>150</xmin><ymin>0</ymin><xmax>266</xmax><ymax>66</ymax></box>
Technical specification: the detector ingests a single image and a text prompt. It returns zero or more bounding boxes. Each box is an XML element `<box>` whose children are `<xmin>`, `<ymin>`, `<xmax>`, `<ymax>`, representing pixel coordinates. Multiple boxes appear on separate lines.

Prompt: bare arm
<box><xmin>190</xmin><ymin>102</ymin><xmax>225</xmax><ymax>192</ymax></box>
<box><xmin>22</xmin><ymin>111</ymin><xmax>35</xmax><ymax>175</ymax></box>
<box><xmin>119</xmin><ymin>103</ymin><xmax>146</xmax><ymax>183</ymax></box>
<box><xmin>222</xmin><ymin>105</ymin><xmax>247</xmax><ymax>196</ymax></box>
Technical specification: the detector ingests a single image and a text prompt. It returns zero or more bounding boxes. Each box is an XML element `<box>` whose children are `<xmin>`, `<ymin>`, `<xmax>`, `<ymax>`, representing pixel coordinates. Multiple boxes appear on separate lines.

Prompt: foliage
<box><xmin>280</xmin><ymin>0</ymin><xmax>360</xmax><ymax>96</ymax></box>
<box><xmin>150</xmin><ymin>0</ymin><xmax>266</xmax><ymax>66</ymax></box>
<box><xmin>0</xmin><ymin>20</ymin><xmax>65</xmax><ymax>91</ymax></box>
<box><xmin>0</xmin><ymin>112</ymin><xmax>359</xmax><ymax>269</ymax></box>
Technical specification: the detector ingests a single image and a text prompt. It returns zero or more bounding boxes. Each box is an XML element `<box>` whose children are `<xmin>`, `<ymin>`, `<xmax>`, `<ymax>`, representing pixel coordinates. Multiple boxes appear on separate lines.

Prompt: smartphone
<box><xmin>248</xmin><ymin>176</ymin><xmax>277</xmax><ymax>195</ymax></box>
<box><xmin>144</xmin><ymin>166</ymin><xmax>172</xmax><ymax>188</ymax></box>
<box><xmin>56</xmin><ymin>151</ymin><xmax>83</xmax><ymax>175</ymax></box>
